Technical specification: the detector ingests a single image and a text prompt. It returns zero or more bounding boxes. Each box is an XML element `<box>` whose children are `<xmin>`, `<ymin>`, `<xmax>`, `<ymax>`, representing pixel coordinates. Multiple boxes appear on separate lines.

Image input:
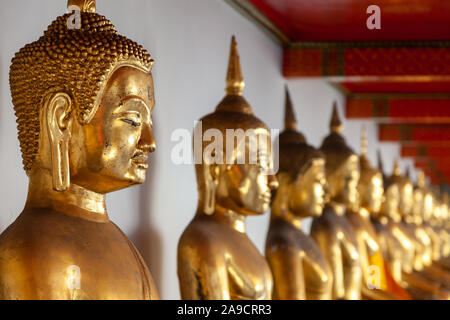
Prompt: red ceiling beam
<box><xmin>417</xmin><ymin>157</ymin><xmax>450</xmax><ymax>171</ymax></box>
<box><xmin>283</xmin><ymin>47</ymin><xmax>450</xmax><ymax>78</ymax></box>
<box><xmin>246</xmin><ymin>0</ymin><xmax>450</xmax><ymax>42</ymax></box>
<box><xmin>413</xmin><ymin>162</ymin><xmax>446</xmax><ymax>185</ymax></box>
<box><xmin>379</xmin><ymin>124</ymin><xmax>450</xmax><ymax>143</ymax></box>
<box><xmin>401</xmin><ymin>145</ymin><xmax>450</xmax><ymax>158</ymax></box>
<box><xmin>414</xmin><ymin>157</ymin><xmax>450</xmax><ymax>178</ymax></box>
<box><xmin>341</xmin><ymin>81</ymin><xmax>450</xmax><ymax>94</ymax></box>
<box><xmin>433</xmin><ymin>159</ymin><xmax>450</xmax><ymax>170</ymax></box>
<box><xmin>347</xmin><ymin>97</ymin><xmax>450</xmax><ymax>123</ymax></box>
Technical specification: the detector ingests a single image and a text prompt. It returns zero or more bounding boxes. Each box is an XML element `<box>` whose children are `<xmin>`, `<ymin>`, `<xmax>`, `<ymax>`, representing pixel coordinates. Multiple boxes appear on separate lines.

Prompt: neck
<box><xmin>25</xmin><ymin>168</ymin><xmax>108</xmax><ymax>222</ymax></box>
<box><xmin>271</xmin><ymin>207</ymin><xmax>303</xmax><ymax>230</ymax></box>
<box><xmin>207</xmin><ymin>204</ymin><xmax>247</xmax><ymax>233</ymax></box>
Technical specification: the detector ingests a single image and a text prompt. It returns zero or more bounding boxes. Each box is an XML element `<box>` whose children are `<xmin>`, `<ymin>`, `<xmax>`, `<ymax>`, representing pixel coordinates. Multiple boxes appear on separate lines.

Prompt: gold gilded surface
<box><xmin>310</xmin><ymin>105</ymin><xmax>362</xmax><ymax>300</ymax></box>
<box><xmin>396</xmin><ymin>167</ymin><xmax>436</xmax><ymax>274</ymax></box>
<box><xmin>420</xmin><ymin>185</ymin><xmax>443</xmax><ymax>262</ymax></box>
<box><xmin>351</xmin><ymin>129</ymin><xmax>410</xmax><ymax>299</ymax></box>
<box><xmin>433</xmin><ymin>193</ymin><xmax>450</xmax><ymax>259</ymax></box>
<box><xmin>67</xmin><ymin>0</ymin><xmax>96</xmax><ymax>12</ymax></box>
<box><xmin>372</xmin><ymin>153</ymin><xmax>412</xmax><ymax>287</ymax></box>
<box><xmin>177</xmin><ymin>36</ymin><xmax>277</xmax><ymax>300</ymax></box>
<box><xmin>412</xmin><ymin>178</ymin><xmax>450</xmax><ymax>292</ymax></box>
<box><xmin>376</xmin><ymin>162</ymin><xmax>449</xmax><ymax>299</ymax></box>
<box><xmin>265</xmin><ymin>87</ymin><xmax>332</xmax><ymax>300</ymax></box>
<box><xmin>0</xmin><ymin>1</ymin><xmax>158</xmax><ymax>300</ymax></box>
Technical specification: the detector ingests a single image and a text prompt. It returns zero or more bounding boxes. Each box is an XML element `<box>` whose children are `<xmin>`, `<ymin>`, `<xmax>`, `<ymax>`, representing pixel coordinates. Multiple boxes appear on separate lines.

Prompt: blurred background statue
<box><xmin>177</xmin><ymin>36</ymin><xmax>278</xmax><ymax>300</ymax></box>
<box><xmin>266</xmin><ymin>87</ymin><xmax>332</xmax><ymax>300</ymax></box>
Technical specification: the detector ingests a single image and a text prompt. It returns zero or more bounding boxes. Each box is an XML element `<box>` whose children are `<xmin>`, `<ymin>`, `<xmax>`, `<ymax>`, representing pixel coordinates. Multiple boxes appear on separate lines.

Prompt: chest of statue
<box><xmin>0</xmin><ymin>209</ymin><xmax>152</xmax><ymax>300</ymax></box>
<box><xmin>315</xmin><ymin>206</ymin><xmax>355</xmax><ymax>242</ymax></box>
<box><xmin>223</xmin><ymin>229</ymin><xmax>273</xmax><ymax>300</ymax></box>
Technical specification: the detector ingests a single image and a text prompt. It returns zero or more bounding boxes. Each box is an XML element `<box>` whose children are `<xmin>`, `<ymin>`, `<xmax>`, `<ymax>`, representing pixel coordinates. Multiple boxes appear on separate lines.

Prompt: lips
<box><xmin>132</xmin><ymin>152</ymin><xmax>149</xmax><ymax>169</ymax></box>
<box><xmin>260</xmin><ymin>192</ymin><xmax>271</xmax><ymax>202</ymax></box>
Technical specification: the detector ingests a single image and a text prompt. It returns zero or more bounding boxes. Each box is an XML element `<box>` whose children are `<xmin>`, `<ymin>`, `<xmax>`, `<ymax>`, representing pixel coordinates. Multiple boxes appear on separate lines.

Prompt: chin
<box><xmin>126</xmin><ymin>167</ymin><xmax>147</xmax><ymax>184</ymax></box>
<box><xmin>255</xmin><ymin>205</ymin><xmax>268</xmax><ymax>214</ymax></box>
<box><xmin>248</xmin><ymin>202</ymin><xmax>269</xmax><ymax>215</ymax></box>
<box><xmin>134</xmin><ymin>173</ymin><xmax>147</xmax><ymax>184</ymax></box>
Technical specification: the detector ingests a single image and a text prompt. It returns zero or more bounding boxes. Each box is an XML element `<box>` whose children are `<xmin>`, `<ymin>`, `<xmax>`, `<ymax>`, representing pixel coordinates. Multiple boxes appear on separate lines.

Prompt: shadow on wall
<box><xmin>129</xmin><ymin>118</ymin><xmax>163</xmax><ymax>296</ymax></box>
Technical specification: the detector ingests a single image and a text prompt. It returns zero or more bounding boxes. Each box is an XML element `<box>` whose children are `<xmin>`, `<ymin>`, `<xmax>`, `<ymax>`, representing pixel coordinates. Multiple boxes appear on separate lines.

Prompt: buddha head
<box><xmin>429</xmin><ymin>189</ymin><xmax>442</xmax><ymax>226</ymax></box>
<box><xmin>271</xmin><ymin>87</ymin><xmax>327</xmax><ymax>219</ymax></box>
<box><xmin>412</xmin><ymin>170</ymin><xmax>436</xmax><ymax>225</ymax></box>
<box><xmin>320</xmin><ymin>103</ymin><xmax>360</xmax><ymax>210</ymax></box>
<box><xmin>423</xmin><ymin>186</ymin><xmax>442</xmax><ymax>224</ymax></box>
<box><xmin>388</xmin><ymin>160</ymin><xmax>414</xmax><ymax>218</ymax></box>
<box><xmin>383</xmin><ymin>182</ymin><xmax>401</xmax><ymax>222</ymax></box>
<box><xmin>194</xmin><ymin>36</ymin><xmax>278</xmax><ymax>217</ymax></box>
<box><xmin>10</xmin><ymin>0</ymin><xmax>155</xmax><ymax>194</ymax></box>
<box><xmin>412</xmin><ymin>171</ymin><xmax>425</xmax><ymax>222</ymax></box>
<box><xmin>439</xmin><ymin>193</ymin><xmax>449</xmax><ymax>226</ymax></box>
<box><xmin>358</xmin><ymin>127</ymin><xmax>384</xmax><ymax>215</ymax></box>
<box><xmin>378</xmin><ymin>153</ymin><xmax>401</xmax><ymax>221</ymax></box>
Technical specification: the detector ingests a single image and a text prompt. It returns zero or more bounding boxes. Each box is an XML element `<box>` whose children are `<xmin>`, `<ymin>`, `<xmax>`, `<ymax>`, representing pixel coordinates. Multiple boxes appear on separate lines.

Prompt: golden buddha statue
<box><xmin>429</xmin><ymin>193</ymin><xmax>450</xmax><ymax>277</ymax></box>
<box><xmin>380</xmin><ymin>164</ymin><xmax>449</xmax><ymax>299</ymax></box>
<box><xmin>434</xmin><ymin>193</ymin><xmax>450</xmax><ymax>260</ymax></box>
<box><xmin>414</xmin><ymin>181</ymin><xmax>450</xmax><ymax>286</ymax></box>
<box><xmin>0</xmin><ymin>0</ymin><xmax>158</xmax><ymax>300</ymax></box>
<box><xmin>265</xmin><ymin>87</ymin><xmax>332</xmax><ymax>300</ymax></box>
<box><xmin>348</xmin><ymin>127</ymin><xmax>410</xmax><ymax>299</ymax></box>
<box><xmin>372</xmin><ymin>151</ymin><xmax>413</xmax><ymax>284</ymax></box>
<box><xmin>389</xmin><ymin>162</ymin><xmax>432</xmax><ymax>272</ymax></box>
<box><xmin>177</xmin><ymin>36</ymin><xmax>278</xmax><ymax>300</ymax></box>
<box><xmin>417</xmin><ymin>181</ymin><xmax>443</xmax><ymax>263</ymax></box>
<box><xmin>310</xmin><ymin>104</ymin><xmax>362</xmax><ymax>300</ymax></box>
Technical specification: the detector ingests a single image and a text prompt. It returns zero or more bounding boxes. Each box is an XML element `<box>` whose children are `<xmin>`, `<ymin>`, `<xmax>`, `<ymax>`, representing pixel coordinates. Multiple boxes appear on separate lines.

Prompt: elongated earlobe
<box><xmin>45</xmin><ymin>92</ymin><xmax>73</xmax><ymax>191</ymax></box>
<box><xmin>203</xmin><ymin>165</ymin><xmax>219</xmax><ymax>215</ymax></box>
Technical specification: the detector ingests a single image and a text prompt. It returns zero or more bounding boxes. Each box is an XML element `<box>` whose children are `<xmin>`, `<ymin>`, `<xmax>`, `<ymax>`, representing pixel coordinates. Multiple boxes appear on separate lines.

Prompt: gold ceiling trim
<box><xmin>225</xmin><ymin>0</ymin><xmax>291</xmax><ymax>47</ymax></box>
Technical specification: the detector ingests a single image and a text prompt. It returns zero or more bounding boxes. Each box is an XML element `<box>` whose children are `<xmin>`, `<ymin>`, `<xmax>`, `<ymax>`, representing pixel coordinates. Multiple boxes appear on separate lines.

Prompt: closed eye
<box><xmin>121</xmin><ymin>118</ymin><xmax>141</xmax><ymax>127</ymax></box>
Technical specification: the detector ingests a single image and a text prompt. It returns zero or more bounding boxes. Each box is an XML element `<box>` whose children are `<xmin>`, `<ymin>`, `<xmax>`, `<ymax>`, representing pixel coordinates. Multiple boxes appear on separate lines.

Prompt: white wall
<box><xmin>0</xmin><ymin>0</ymin><xmax>411</xmax><ymax>299</ymax></box>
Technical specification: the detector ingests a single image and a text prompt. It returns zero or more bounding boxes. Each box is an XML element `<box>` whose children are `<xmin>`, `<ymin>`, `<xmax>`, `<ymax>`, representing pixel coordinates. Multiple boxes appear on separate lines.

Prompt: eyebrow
<box><xmin>119</xmin><ymin>95</ymin><xmax>152</xmax><ymax>113</ymax></box>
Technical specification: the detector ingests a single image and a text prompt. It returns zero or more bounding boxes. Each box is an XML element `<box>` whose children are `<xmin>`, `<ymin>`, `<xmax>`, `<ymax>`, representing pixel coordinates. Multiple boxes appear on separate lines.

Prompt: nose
<box><xmin>138</xmin><ymin>122</ymin><xmax>156</xmax><ymax>153</ymax></box>
<box><xmin>268</xmin><ymin>174</ymin><xmax>279</xmax><ymax>191</ymax></box>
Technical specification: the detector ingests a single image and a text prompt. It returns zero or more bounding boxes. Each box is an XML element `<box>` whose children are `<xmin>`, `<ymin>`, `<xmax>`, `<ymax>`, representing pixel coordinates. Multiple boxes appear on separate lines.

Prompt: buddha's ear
<box><xmin>44</xmin><ymin>92</ymin><xmax>73</xmax><ymax>192</ymax></box>
<box><xmin>294</xmin><ymin>170</ymin><xmax>304</xmax><ymax>187</ymax></box>
<box><xmin>203</xmin><ymin>164</ymin><xmax>220</xmax><ymax>215</ymax></box>
<box><xmin>270</xmin><ymin>172</ymin><xmax>290</xmax><ymax>214</ymax></box>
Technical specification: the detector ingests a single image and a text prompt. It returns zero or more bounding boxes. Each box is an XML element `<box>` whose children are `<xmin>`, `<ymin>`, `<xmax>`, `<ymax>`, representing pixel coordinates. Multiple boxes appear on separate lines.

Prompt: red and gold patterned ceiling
<box><xmin>246</xmin><ymin>0</ymin><xmax>450</xmax><ymax>42</ymax></box>
<box><xmin>228</xmin><ymin>0</ymin><xmax>450</xmax><ymax>184</ymax></box>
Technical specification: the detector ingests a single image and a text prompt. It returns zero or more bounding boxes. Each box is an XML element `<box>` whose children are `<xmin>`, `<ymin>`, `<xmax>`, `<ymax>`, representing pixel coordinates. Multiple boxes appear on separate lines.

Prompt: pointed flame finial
<box><xmin>417</xmin><ymin>170</ymin><xmax>426</xmax><ymax>188</ymax></box>
<box><xmin>225</xmin><ymin>36</ymin><xmax>245</xmax><ymax>96</ymax></box>
<box><xmin>284</xmin><ymin>85</ymin><xmax>297</xmax><ymax>130</ymax></box>
<box><xmin>377</xmin><ymin>149</ymin><xmax>384</xmax><ymax>173</ymax></box>
<box><xmin>393</xmin><ymin>158</ymin><xmax>401</xmax><ymax>176</ymax></box>
<box><xmin>361</xmin><ymin>125</ymin><xmax>368</xmax><ymax>156</ymax></box>
<box><xmin>330</xmin><ymin>101</ymin><xmax>343</xmax><ymax>133</ymax></box>
<box><xmin>68</xmin><ymin>0</ymin><xmax>96</xmax><ymax>12</ymax></box>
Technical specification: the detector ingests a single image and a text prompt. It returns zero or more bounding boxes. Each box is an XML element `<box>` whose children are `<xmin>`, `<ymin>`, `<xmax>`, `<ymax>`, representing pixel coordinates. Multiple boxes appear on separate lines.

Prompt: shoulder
<box><xmin>177</xmin><ymin>215</ymin><xmax>225</xmax><ymax>260</ymax></box>
<box><xmin>0</xmin><ymin>211</ymin><xmax>50</xmax><ymax>299</ymax></box>
<box><xmin>0</xmin><ymin>211</ymin><xmax>38</xmax><ymax>256</ymax></box>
